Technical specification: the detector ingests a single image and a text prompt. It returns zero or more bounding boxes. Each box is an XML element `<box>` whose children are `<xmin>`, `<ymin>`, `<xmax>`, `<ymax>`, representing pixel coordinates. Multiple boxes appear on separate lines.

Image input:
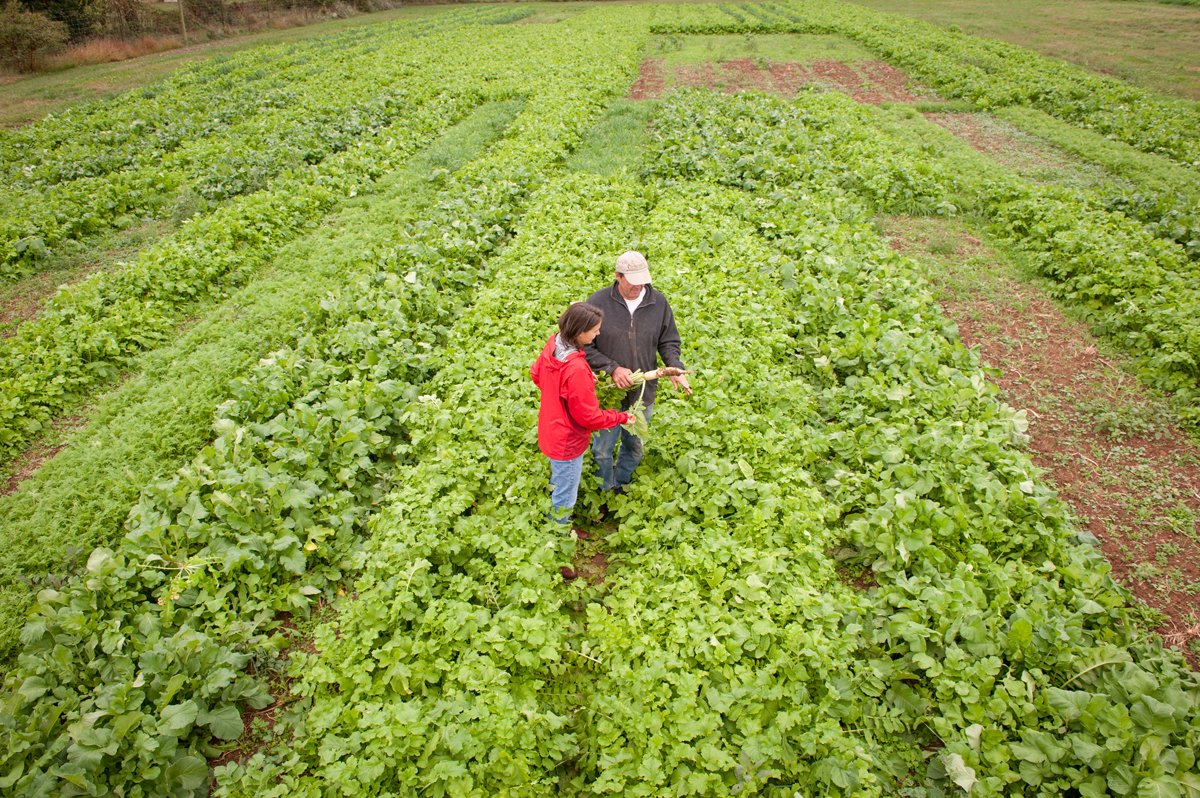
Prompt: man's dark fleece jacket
<box><xmin>584</xmin><ymin>282</ymin><xmax>685</xmax><ymax>409</ymax></box>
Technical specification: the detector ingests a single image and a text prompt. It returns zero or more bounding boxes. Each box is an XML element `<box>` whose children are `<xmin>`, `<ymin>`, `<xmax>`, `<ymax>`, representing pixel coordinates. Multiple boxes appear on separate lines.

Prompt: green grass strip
<box><xmin>567</xmin><ymin>98</ymin><xmax>658</xmax><ymax>177</ymax></box>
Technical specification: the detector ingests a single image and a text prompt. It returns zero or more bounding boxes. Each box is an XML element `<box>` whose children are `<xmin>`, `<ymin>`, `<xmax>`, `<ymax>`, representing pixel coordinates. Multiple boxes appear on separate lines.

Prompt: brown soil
<box><xmin>208</xmin><ymin>609</ymin><xmax>326</xmax><ymax>775</ymax></box>
<box><xmin>632</xmin><ymin>57</ymin><xmax>932</xmax><ymax>103</ymax></box>
<box><xmin>629</xmin><ymin>57</ymin><xmax>665</xmax><ymax>100</ymax></box>
<box><xmin>1</xmin><ymin>270</ymin><xmax>66</xmax><ymax>336</ymax></box>
<box><xmin>208</xmin><ymin>691</ymin><xmax>301</xmax><ymax>772</ymax></box>
<box><xmin>887</xmin><ymin>218</ymin><xmax>1200</xmax><ymax>667</ymax></box>
<box><xmin>673</xmin><ymin>61</ymin><xmax>719</xmax><ymax>93</ymax></box>
<box><xmin>567</xmin><ymin>523</ymin><xmax>613</xmax><ymax>587</ymax></box>
<box><xmin>3</xmin><ymin>441</ymin><xmax>66</xmax><ymax>497</ymax></box>
<box><xmin>925</xmin><ymin>112</ymin><xmax>1022</xmax><ymax>160</ymax></box>
<box><xmin>573</xmin><ymin>550</ymin><xmax>610</xmax><ymax>585</ymax></box>
<box><xmin>923</xmin><ymin>112</ymin><xmax>1110</xmax><ymax>187</ymax></box>
<box><xmin>768</xmin><ymin>62</ymin><xmax>810</xmax><ymax>96</ymax></box>
<box><xmin>859</xmin><ymin>61</ymin><xmax>928</xmax><ymax>101</ymax></box>
<box><xmin>717</xmin><ymin>58</ymin><xmax>774</xmax><ymax>93</ymax></box>
<box><xmin>1</xmin><ymin>414</ymin><xmax>86</xmax><ymax>497</ymax></box>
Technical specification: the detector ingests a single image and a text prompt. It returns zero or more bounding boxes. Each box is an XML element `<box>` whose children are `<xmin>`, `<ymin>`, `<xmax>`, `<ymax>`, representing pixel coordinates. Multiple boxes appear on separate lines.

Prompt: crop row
<box><xmin>0</xmin><ymin>4</ymin><xmax>526</xmax><ymax>191</ymax></box>
<box><xmin>580</xmin><ymin>180</ymin><xmax>886</xmax><ymax>795</ymax></box>
<box><xmin>217</xmin><ymin>145</ymin><xmax>1199</xmax><ymax>795</ymax></box>
<box><xmin>682</xmin><ymin>135</ymin><xmax>1200</xmax><ymax>793</ymax></box>
<box><xmin>886</xmin><ymin>105</ymin><xmax>1200</xmax><ymax>422</ymax></box>
<box><xmin>0</xmin><ymin>100</ymin><xmax>523</xmax><ymax>667</ymax></box>
<box><xmin>649</xmin><ymin>87</ymin><xmax>1200</xmax><ymax>424</ymax></box>
<box><xmin>646</xmin><ymin>1</ymin><xmax>802</xmax><ymax>34</ymax></box>
<box><xmin>0</xmin><ymin>9</ymin><xmax>534</xmax><ymax>281</ymax></box>
<box><xmin>0</xmin><ymin>11</ymin><xmax>647</xmax><ymax>795</ymax></box>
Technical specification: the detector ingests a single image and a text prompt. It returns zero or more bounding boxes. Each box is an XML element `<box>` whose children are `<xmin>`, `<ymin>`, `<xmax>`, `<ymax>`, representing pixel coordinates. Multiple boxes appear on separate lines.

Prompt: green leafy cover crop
<box><xmin>0</xmin><ymin>5</ymin><xmax>532</xmax><ymax>282</ymax></box>
<box><xmin>2</xmin><ymin>4</ymin><xmax>1199</xmax><ymax>797</ymax></box>
<box><xmin>0</xmin><ymin>10</ymin><xmax>646</xmax><ymax>795</ymax></box>
<box><xmin>220</xmin><ymin>94</ymin><xmax>1199</xmax><ymax>796</ymax></box>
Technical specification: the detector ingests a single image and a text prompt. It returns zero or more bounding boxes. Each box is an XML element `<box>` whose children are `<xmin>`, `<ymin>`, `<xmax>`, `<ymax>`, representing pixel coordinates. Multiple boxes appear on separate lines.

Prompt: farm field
<box><xmin>0</xmin><ymin>5</ymin><xmax>453</xmax><ymax>130</ymax></box>
<box><xmin>1</xmin><ymin>1</ymin><xmax>1200</xmax><ymax>796</ymax></box>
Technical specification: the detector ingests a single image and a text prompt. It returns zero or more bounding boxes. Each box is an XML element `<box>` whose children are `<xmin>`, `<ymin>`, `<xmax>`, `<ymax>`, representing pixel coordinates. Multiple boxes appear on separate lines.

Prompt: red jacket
<box><xmin>531</xmin><ymin>334</ymin><xmax>629</xmax><ymax>460</ymax></box>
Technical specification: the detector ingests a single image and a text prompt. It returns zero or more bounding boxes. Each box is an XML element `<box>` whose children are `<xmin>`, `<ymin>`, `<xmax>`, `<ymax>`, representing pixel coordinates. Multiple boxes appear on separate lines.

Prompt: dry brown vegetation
<box><xmin>38</xmin><ymin>33</ymin><xmax>182</xmax><ymax>69</ymax></box>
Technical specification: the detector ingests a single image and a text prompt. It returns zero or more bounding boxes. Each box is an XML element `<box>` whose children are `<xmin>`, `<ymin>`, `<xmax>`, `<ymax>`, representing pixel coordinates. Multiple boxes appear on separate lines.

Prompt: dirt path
<box><xmin>1</xmin><ymin>219</ymin><xmax>170</xmax><ymax>338</ymax></box>
<box><xmin>887</xmin><ymin>216</ymin><xmax>1200</xmax><ymax>667</ymax></box>
<box><xmin>923</xmin><ymin>112</ymin><xmax>1117</xmax><ymax>190</ymax></box>
<box><xmin>629</xmin><ymin>57</ymin><xmax>933</xmax><ymax>102</ymax></box>
<box><xmin>1</xmin><ymin>416</ymin><xmax>82</xmax><ymax>496</ymax></box>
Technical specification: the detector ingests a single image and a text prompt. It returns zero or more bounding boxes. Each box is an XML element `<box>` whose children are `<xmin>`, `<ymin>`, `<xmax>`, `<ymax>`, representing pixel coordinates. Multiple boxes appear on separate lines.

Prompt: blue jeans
<box><xmin>592</xmin><ymin>404</ymin><xmax>653</xmax><ymax>491</ymax></box>
<box><xmin>548</xmin><ymin>454</ymin><xmax>584</xmax><ymax>524</ymax></box>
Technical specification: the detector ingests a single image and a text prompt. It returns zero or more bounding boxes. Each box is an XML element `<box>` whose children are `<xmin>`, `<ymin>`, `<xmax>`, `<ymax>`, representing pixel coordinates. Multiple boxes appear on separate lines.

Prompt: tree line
<box><xmin>1</xmin><ymin>0</ymin><xmax>401</xmax><ymax>72</ymax></box>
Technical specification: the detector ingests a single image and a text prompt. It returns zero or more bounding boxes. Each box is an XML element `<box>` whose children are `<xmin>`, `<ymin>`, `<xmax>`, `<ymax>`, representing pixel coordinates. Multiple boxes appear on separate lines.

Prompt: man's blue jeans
<box><xmin>548</xmin><ymin>454</ymin><xmax>584</xmax><ymax>524</ymax></box>
<box><xmin>592</xmin><ymin>404</ymin><xmax>653</xmax><ymax>491</ymax></box>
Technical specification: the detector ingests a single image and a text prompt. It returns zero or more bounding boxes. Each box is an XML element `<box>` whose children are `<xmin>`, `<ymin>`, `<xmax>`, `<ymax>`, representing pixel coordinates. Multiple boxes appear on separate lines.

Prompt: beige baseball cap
<box><xmin>615</xmin><ymin>250</ymin><xmax>651</xmax><ymax>285</ymax></box>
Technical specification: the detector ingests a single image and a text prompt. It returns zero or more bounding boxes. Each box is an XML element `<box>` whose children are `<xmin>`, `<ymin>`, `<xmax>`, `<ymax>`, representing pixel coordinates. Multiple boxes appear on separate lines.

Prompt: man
<box><xmin>585</xmin><ymin>251</ymin><xmax>691</xmax><ymax>494</ymax></box>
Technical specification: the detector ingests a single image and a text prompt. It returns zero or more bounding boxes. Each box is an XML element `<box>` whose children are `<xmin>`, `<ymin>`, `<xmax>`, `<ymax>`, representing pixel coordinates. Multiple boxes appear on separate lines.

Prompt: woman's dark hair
<box><xmin>558</xmin><ymin>302</ymin><xmax>603</xmax><ymax>349</ymax></box>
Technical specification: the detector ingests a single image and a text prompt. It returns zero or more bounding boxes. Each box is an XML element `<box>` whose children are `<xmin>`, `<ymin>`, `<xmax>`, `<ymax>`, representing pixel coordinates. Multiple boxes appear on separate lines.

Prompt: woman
<box><xmin>531</xmin><ymin>302</ymin><xmax>631</xmax><ymax>532</ymax></box>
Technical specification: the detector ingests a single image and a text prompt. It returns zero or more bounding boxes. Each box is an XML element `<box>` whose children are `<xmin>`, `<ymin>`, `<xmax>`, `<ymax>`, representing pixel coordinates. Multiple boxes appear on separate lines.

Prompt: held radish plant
<box><xmin>598</xmin><ymin>367</ymin><xmax>689</xmax><ymax>441</ymax></box>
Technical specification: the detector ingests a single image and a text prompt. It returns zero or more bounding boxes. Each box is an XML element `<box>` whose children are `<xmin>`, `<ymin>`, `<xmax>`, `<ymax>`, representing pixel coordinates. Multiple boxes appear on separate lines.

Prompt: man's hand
<box><xmin>670</xmin><ymin>373</ymin><xmax>692</xmax><ymax>395</ymax></box>
<box><xmin>613</xmin><ymin>367</ymin><xmax>635</xmax><ymax>389</ymax></box>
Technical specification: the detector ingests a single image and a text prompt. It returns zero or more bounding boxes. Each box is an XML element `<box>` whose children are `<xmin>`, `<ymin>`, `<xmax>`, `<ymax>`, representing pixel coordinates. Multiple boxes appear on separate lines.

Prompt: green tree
<box><xmin>0</xmin><ymin>0</ymin><xmax>69</xmax><ymax>71</ymax></box>
<box><xmin>18</xmin><ymin>0</ymin><xmax>99</xmax><ymax>41</ymax></box>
